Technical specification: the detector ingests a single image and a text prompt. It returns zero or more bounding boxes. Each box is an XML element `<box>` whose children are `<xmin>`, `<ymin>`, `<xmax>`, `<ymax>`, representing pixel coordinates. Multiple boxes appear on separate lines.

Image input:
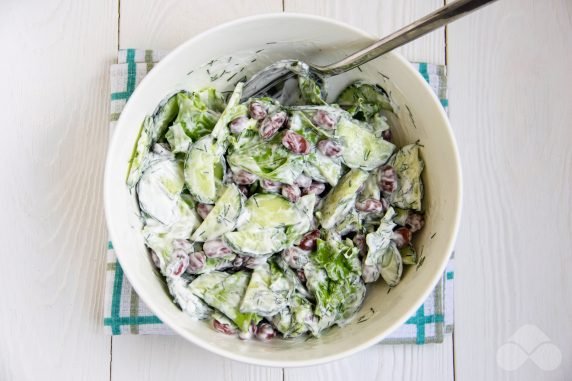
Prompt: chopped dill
<box><xmin>377</xmin><ymin>71</ymin><xmax>390</xmax><ymax>81</ymax></box>
<box><xmin>226</xmin><ymin>72</ymin><xmax>238</xmax><ymax>82</ymax></box>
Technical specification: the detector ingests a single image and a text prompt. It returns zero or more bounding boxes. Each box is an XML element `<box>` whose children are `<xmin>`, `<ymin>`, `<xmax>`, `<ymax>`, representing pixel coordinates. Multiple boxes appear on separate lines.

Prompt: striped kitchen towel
<box><xmin>104</xmin><ymin>49</ymin><xmax>454</xmax><ymax>344</ymax></box>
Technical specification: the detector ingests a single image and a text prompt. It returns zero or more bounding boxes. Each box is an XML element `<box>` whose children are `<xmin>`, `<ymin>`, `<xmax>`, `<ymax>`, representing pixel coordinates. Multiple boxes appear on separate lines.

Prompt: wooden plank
<box><xmin>284</xmin><ymin>0</ymin><xmax>446</xmax><ymax>65</ymax></box>
<box><xmin>119</xmin><ymin>0</ymin><xmax>283</xmax><ymax>50</ymax></box>
<box><xmin>447</xmin><ymin>0</ymin><xmax>572</xmax><ymax>379</ymax></box>
<box><xmin>115</xmin><ymin>2</ymin><xmax>283</xmax><ymax>380</ymax></box>
<box><xmin>0</xmin><ymin>1</ymin><xmax>117</xmax><ymax>380</ymax></box>
<box><xmin>285</xmin><ymin>336</ymin><xmax>454</xmax><ymax>381</ymax></box>
<box><xmin>282</xmin><ymin>1</ymin><xmax>453</xmax><ymax>379</ymax></box>
<box><xmin>112</xmin><ymin>336</ymin><xmax>282</xmax><ymax>380</ymax></box>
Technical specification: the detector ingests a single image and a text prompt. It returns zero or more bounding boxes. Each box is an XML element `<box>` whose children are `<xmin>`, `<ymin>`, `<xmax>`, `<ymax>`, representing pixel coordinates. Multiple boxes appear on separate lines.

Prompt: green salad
<box><xmin>127</xmin><ymin>74</ymin><xmax>426</xmax><ymax>341</ymax></box>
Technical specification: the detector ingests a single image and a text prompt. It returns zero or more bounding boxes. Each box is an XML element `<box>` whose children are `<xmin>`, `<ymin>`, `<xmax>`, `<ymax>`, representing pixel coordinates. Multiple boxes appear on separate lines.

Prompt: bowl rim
<box><xmin>104</xmin><ymin>12</ymin><xmax>463</xmax><ymax>367</ymax></box>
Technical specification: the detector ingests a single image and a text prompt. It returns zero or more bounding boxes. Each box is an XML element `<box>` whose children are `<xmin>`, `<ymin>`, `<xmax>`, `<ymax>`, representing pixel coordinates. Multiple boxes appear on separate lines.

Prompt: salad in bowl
<box><xmin>127</xmin><ymin>74</ymin><xmax>426</xmax><ymax>340</ymax></box>
<box><xmin>104</xmin><ymin>13</ymin><xmax>461</xmax><ymax>366</ymax></box>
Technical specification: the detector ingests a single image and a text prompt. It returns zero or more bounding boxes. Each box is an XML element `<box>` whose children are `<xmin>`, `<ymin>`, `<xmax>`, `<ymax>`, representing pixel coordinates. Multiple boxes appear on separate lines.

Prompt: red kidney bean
<box><xmin>298</xmin><ymin>229</ymin><xmax>320</xmax><ymax>251</ymax></box>
<box><xmin>317</xmin><ymin>139</ymin><xmax>343</xmax><ymax>157</ymax></box>
<box><xmin>249</xmin><ymin>102</ymin><xmax>267</xmax><ymax>120</ymax></box>
<box><xmin>382</xmin><ymin>129</ymin><xmax>392</xmax><ymax>141</ymax></box>
<box><xmin>392</xmin><ymin>227</ymin><xmax>412</xmax><ymax>249</ymax></box>
<box><xmin>282</xmin><ymin>130</ymin><xmax>310</xmax><ymax>154</ymax></box>
<box><xmin>213</xmin><ymin>319</ymin><xmax>237</xmax><ymax>335</ymax></box>
<box><xmin>282</xmin><ymin>184</ymin><xmax>301</xmax><ymax>202</ymax></box>
<box><xmin>302</xmin><ymin>181</ymin><xmax>326</xmax><ymax>196</ymax></box>
<box><xmin>256</xmin><ymin>322</ymin><xmax>276</xmax><ymax>341</ymax></box>
<box><xmin>167</xmin><ymin>249</ymin><xmax>189</xmax><ymax>277</ymax></box>
<box><xmin>203</xmin><ymin>240</ymin><xmax>233</xmax><ymax>258</ymax></box>
<box><xmin>353</xmin><ymin>234</ymin><xmax>367</xmax><ymax>257</ymax></box>
<box><xmin>186</xmin><ymin>251</ymin><xmax>206</xmax><ymax>273</ymax></box>
<box><xmin>238</xmin><ymin>322</ymin><xmax>257</xmax><ymax>340</ymax></box>
<box><xmin>355</xmin><ymin>198</ymin><xmax>386</xmax><ymax>213</ymax></box>
<box><xmin>294</xmin><ymin>173</ymin><xmax>312</xmax><ymax>188</ymax></box>
<box><xmin>149</xmin><ymin>250</ymin><xmax>161</xmax><ymax>268</ymax></box>
<box><xmin>229</xmin><ymin>116</ymin><xmax>249</xmax><ymax>134</ymax></box>
<box><xmin>312</xmin><ymin>110</ymin><xmax>336</xmax><ymax>129</ymax></box>
<box><xmin>259</xmin><ymin>111</ymin><xmax>287</xmax><ymax>139</ymax></box>
<box><xmin>405</xmin><ymin>212</ymin><xmax>425</xmax><ymax>233</ymax></box>
<box><xmin>260</xmin><ymin>179</ymin><xmax>282</xmax><ymax>193</ymax></box>
<box><xmin>378</xmin><ymin>165</ymin><xmax>398</xmax><ymax>194</ymax></box>
<box><xmin>281</xmin><ymin>246</ymin><xmax>310</xmax><ymax>270</ymax></box>
<box><xmin>232</xmin><ymin>169</ymin><xmax>257</xmax><ymax>185</ymax></box>
<box><xmin>172</xmin><ymin>239</ymin><xmax>193</xmax><ymax>253</ymax></box>
<box><xmin>196</xmin><ymin>203</ymin><xmax>213</xmax><ymax>220</ymax></box>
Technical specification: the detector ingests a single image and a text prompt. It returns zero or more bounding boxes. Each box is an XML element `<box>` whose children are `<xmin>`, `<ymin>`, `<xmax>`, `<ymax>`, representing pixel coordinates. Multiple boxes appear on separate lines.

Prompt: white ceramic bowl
<box><xmin>104</xmin><ymin>13</ymin><xmax>462</xmax><ymax>367</ymax></box>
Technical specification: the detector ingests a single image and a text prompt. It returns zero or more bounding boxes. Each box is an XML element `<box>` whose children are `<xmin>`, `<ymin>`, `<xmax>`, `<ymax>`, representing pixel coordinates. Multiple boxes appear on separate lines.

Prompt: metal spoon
<box><xmin>240</xmin><ymin>0</ymin><xmax>499</xmax><ymax>102</ymax></box>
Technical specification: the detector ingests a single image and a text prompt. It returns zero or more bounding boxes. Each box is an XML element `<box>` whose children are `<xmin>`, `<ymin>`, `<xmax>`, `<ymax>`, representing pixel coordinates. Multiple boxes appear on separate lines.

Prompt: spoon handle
<box><xmin>317</xmin><ymin>0</ymin><xmax>499</xmax><ymax>75</ymax></box>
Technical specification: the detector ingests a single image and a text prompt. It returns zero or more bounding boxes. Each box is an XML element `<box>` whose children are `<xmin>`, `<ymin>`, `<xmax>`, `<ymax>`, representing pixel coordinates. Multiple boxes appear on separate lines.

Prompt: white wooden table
<box><xmin>1</xmin><ymin>0</ymin><xmax>571</xmax><ymax>379</ymax></box>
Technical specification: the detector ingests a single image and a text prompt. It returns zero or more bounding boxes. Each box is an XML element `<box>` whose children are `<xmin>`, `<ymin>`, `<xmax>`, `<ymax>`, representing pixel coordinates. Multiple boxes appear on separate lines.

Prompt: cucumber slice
<box><xmin>137</xmin><ymin>156</ymin><xmax>185</xmax><ymax>225</ymax></box>
<box><xmin>304</xmin><ymin>151</ymin><xmax>342</xmax><ymax>186</ymax></box>
<box><xmin>379</xmin><ymin>244</ymin><xmax>403</xmax><ymax>287</ymax></box>
<box><xmin>126</xmin><ymin>117</ymin><xmax>152</xmax><ymax>188</ymax></box>
<box><xmin>188</xmin><ymin>254</ymin><xmax>236</xmax><ymax>275</ymax></box>
<box><xmin>173</xmin><ymin>91</ymin><xmax>220</xmax><ymax>141</ymax></box>
<box><xmin>223</xmin><ymin>228</ymin><xmax>288</xmax><ymax>256</ymax></box>
<box><xmin>273</xmin><ymin>256</ymin><xmax>313</xmax><ymax>300</ymax></box>
<box><xmin>389</xmin><ymin>144</ymin><xmax>425</xmax><ymax>211</ymax></box>
<box><xmin>165</xmin><ymin>122</ymin><xmax>193</xmax><ymax>154</ymax></box>
<box><xmin>317</xmin><ymin>169</ymin><xmax>369</xmax><ymax>229</ymax></box>
<box><xmin>363</xmin><ymin>207</ymin><xmax>403</xmax><ymax>286</ymax></box>
<box><xmin>285</xmin><ymin>194</ymin><xmax>316</xmax><ymax>245</ymax></box>
<box><xmin>201</xmin><ymin>271</ymin><xmax>261</xmax><ymax>332</ymax></box>
<box><xmin>240</xmin><ymin>194</ymin><xmax>300</xmax><ymax>230</ymax></box>
<box><xmin>149</xmin><ymin>92</ymin><xmax>180</xmax><ymax>142</ymax></box>
<box><xmin>167</xmin><ymin>277</ymin><xmax>212</xmax><ymax>320</ymax></box>
<box><xmin>392</xmin><ymin>207</ymin><xmax>410</xmax><ymax>226</ymax></box>
<box><xmin>141</xmin><ymin>203</ymin><xmax>201</xmax><ymax>274</ymax></box>
<box><xmin>191</xmin><ymin>184</ymin><xmax>244</xmax><ymax>242</ymax></box>
<box><xmin>336</xmin><ymin>81</ymin><xmax>393</xmax><ymax>120</ymax></box>
<box><xmin>197</xmin><ymin>87</ymin><xmax>226</xmax><ymax>113</ymax></box>
<box><xmin>239</xmin><ymin>262</ymin><xmax>292</xmax><ymax>317</ymax></box>
<box><xmin>184</xmin><ymin>135</ymin><xmax>225</xmax><ymax>204</ymax></box>
<box><xmin>189</xmin><ymin>271</ymin><xmax>230</xmax><ymax>299</ymax></box>
<box><xmin>272</xmin><ymin>293</ymin><xmax>316</xmax><ymax>338</ymax></box>
<box><xmin>400</xmin><ymin>245</ymin><xmax>418</xmax><ymax>266</ymax></box>
<box><xmin>211</xmin><ymin>82</ymin><xmax>244</xmax><ymax>144</ymax></box>
<box><xmin>288</xmin><ymin>111</ymin><xmax>329</xmax><ymax>145</ymax></box>
<box><xmin>227</xmin><ymin>130</ymin><xmax>305</xmax><ymax>185</ymax></box>
<box><xmin>359</xmin><ymin>171</ymin><xmax>381</xmax><ymax>201</ymax></box>
<box><xmin>334</xmin><ymin>208</ymin><xmax>362</xmax><ymax>236</ymax></box>
<box><xmin>336</xmin><ymin>118</ymin><xmax>395</xmax><ymax>170</ymax></box>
